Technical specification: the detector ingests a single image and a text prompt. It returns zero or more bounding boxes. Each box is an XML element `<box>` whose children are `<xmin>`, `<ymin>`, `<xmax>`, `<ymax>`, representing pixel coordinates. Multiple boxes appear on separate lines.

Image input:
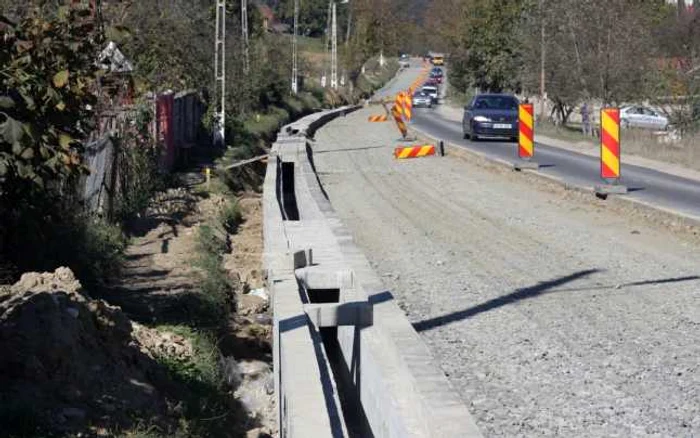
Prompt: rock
<box><xmin>239</xmin><ymin>360</ymin><xmax>270</xmax><ymax>379</ymax></box>
<box><xmin>248</xmin><ymin>288</ymin><xmax>269</xmax><ymax>302</ymax></box>
<box><xmin>221</xmin><ymin>356</ymin><xmax>243</xmax><ymax>388</ymax></box>
<box><xmin>239</xmin><ymin>294</ymin><xmax>268</xmax><ymax>316</ymax></box>
<box><xmin>246</xmin><ymin>428</ymin><xmax>273</xmax><ymax>438</ymax></box>
<box><xmin>255</xmin><ymin>314</ymin><xmax>273</xmax><ymax>325</ymax></box>
<box><xmin>264</xmin><ymin>374</ymin><xmax>275</xmax><ymax>395</ymax></box>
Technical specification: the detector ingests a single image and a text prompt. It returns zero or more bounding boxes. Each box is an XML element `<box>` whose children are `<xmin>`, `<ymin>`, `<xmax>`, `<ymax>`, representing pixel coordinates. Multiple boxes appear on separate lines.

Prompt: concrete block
<box><xmin>293</xmin><ymin>248</ymin><xmax>313</xmax><ymax>269</ymax></box>
<box><xmin>595</xmin><ymin>183</ymin><xmax>628</xmax><ymax>196</ymax></box>
<box><xmin>304</xmin><ymin>301</ymin><xmax>373</xmax><ymax>327</ymax></box>
<box><xmin>296</xmin><ymin>268</ymin><xmax>354</xmax><ymax>290</ymax></box>
<box><xmin>513</xmin><ymin>160</ymin><xmax>540</xmax><ymax>171</ymax></box>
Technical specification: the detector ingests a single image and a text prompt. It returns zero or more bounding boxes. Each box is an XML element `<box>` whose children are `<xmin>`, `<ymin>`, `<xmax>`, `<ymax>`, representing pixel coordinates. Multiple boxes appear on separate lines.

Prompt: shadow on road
<box><xmin>552</xmin><ymin>275</ymin><xmax>700</xmax><ymax>293</ymax></box>
<box><xmin>412</xmin><ymin>269</ymin><xmax>601</xmax><ymax>332</ymax></box>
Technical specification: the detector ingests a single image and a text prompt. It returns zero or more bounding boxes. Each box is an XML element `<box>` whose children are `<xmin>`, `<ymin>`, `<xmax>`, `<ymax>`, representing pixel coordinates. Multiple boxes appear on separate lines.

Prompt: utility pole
<box><xmin>322</xmin><ymin>0</ymin><xmax>332</xmax><ymax>87</ymax></box>
<box><xmin>539</xmin><ymin>0</ymin><xmax>546</xmax><ymax>121</ymax></box>
<box><xmin>291</xmin><ymin>0</ymin><xmax>299</xmax><ymax>94</ymax></box>
<box><xmin>331</xmin><ymin>1</ymin><xmax>338</xmax><ymax>89</ymax></box>
<box><xmin>345</xmin><ymin>3</ymin><xmax>352</xmax><ymax>46</ymax></box>
<box><xmin>242</xmin><ymin>0</ymin><xmax>249</xmax><ymax>73</ymax></box>
<box><xmin>214</xmin><ymin>0</ymin><xmax>226</xmax><ymax>146</ymax></box>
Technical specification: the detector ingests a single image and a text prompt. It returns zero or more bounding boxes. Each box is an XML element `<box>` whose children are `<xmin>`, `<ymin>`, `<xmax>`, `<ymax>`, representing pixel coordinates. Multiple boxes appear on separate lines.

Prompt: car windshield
<box><xmin>473</xmin><ymin>96</ymin><xmax>518</xmax><ymax>110</ymax></box>
<box><xmin>423</xmin><ymin>87</ymin><xmax>437</xmax><ymax>93</ymax></box>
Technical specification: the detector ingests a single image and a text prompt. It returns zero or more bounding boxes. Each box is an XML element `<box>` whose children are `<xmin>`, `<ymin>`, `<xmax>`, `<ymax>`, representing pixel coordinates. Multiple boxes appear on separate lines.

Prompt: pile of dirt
<box><xmin>0</xmin><ymin>267</ymin><xmax>194</xmax><ymax>435</ymax></box>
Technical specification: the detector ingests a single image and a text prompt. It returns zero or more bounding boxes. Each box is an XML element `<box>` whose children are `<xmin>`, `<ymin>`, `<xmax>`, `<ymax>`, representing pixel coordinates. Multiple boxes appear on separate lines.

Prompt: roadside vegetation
<box><xmin>1</xmin><ymin>1</ymin><xmax>407</xmax><ymax>435</ymax></box>
<box><xmin>424</xmin><ymin>0</ymin><xmax>700</xmax><ymax>167</ymax></box>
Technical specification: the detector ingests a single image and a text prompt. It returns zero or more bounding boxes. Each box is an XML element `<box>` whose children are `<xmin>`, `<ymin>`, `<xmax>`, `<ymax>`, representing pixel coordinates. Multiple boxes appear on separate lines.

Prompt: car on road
<box><xmin>620</xmin><ymin>106</ymin><xmax>669</xmax><ymax>131</ymax></box>
<box><xmin>429</xmin><ymin>72</ymin><xmax>443</xmax><ymax>84</ymax></box>
<box><xmin>421</xmin><ymin>85</ymin><xmax>439</xmax><ymax>104</ymax></box>
<box><xmin>412</xmin><ymin>92</ymin><xmax>433</xmax><ymax>108</ymax></box>
<box><xmin>399</xmin><ymin>53</ymin><xmax>410</xmax><ymax>68</ymax></box>
<box><xmin>462</xmin><ymin>93</ymin><xmax>519</xmax><ymax>141</ymax></box>
<box><xmin>431</xmin><ymin>67</ymin><xmax>444</xmax><ymax>76</ymax></box>
<box><xmin>431</xmin><ymin>55</ymin><xmax>445</xmax><ymax>66</ymax></box>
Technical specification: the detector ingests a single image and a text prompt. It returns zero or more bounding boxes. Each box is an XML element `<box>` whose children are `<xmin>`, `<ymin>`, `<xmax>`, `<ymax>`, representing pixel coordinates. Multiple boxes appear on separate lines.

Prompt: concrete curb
<box><xmin>409</xmin><ymin>127</ymin><xmax>700</xmax><ymax>234</ymax></box>
<box><xmin>265</xmin><ymin>107</ymin><xmax>483</xmax><ymax>438</ymax></box>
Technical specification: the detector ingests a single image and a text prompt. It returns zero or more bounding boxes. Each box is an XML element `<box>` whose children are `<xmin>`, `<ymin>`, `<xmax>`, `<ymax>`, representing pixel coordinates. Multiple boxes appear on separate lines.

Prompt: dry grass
<box><xmin>539</xmin><ymin>121</ymin><xmax>700</xmax><ymax>171</ymax></box>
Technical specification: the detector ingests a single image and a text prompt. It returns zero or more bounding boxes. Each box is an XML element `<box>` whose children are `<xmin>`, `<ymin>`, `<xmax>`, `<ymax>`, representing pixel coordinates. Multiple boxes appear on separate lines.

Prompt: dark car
<box><xmin>431</xmin><ymin>68</ymin><xmax>443</xmax><ymax>77</ymax></box>
<box><xmin>430</xmin><ymin>72</ymin><xmax>443</xmax><ymax>84</ymax></box>
<box><xmin>462</xmin><ymin>94</ymin><xmax>519</xmax><ymax>141</ymax></box>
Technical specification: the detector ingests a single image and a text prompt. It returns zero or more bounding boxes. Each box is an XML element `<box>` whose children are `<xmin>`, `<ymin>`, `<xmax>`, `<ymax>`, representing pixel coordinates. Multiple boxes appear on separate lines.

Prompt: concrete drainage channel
<box><xmin>264</xmin><ymin>107</ymin><xmax>483</xmax><ymax>438</ymax></box>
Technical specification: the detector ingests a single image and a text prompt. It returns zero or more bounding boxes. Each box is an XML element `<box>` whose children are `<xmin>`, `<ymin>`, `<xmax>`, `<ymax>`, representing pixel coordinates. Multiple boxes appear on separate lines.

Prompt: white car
<box><xmin>620</xmin><ymin>106</ymin><xmax>669</xmax><ymax>131</ymax></box>
<box><xmin>421</xmin><ymin>86</ymin><xmax>439</xmax><ymax>104</ymax></box>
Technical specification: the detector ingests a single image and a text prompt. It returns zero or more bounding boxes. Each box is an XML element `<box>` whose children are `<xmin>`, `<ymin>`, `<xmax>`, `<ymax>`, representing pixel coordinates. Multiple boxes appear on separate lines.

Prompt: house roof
<box><xmin>97</xmin><ymin>41</ymin><xmax>133</xmax><ymax>73</ymax></box>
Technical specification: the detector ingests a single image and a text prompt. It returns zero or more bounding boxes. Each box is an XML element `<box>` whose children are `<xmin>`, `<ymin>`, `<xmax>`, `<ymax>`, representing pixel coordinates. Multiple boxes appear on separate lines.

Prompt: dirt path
<box><xmin>312</xmin><ymin>107</ymin><xmax>700</xmax><ymax>437</ymax></box>
<box><xmin>102</xmin><ymin>184</ymin><xmax>274</xmax><ymax>437</ymax></box>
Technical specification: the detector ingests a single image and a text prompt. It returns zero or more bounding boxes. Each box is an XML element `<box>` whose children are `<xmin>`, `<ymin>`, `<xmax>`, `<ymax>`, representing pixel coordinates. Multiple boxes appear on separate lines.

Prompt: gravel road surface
<box><xmin>311</xmin><ymin>102</ymin><xmax>700</xmax><ymax>436</ymax></box>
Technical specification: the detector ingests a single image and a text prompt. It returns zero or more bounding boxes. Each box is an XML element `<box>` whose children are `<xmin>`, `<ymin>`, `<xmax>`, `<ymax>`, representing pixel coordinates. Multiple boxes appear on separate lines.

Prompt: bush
<box><xmin>219</xmin><ymin>201</ymin><xmax>243</xmax><ymax>235</ymax></box>
<box><xmin>192</xmin><ymin>224</ymin><xmax>233</xmax><ymax>324</ymax></box>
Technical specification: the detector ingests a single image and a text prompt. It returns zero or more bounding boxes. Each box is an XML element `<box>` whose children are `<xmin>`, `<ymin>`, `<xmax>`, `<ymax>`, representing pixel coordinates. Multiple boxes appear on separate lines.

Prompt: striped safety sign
<box><xmin>600</xmin><ymin>108</ymin><xmax>621</xmax><ymax>180</ymax></box>
<box><xmin>368</xmin><ymin>115</ymin><xmax>388</xmax><ymax>122</ymax></box>
<box><xmin>394</xmin><ymin>144</ymin><xmax>436</xmax><ymax>159</ymax></box>
<box><xmin>518</xmin><ymin>103</ymin><xmax>535</xmax><ymax>160</ymax></box>
<box><xmin>391</xmin><ymin>103</ymin><xmax>408</xmax><ymax>138</ymax></box>
<box><xmin>403</xmin><ymin>91</ymin><xmax>413</xmax><ymax>122</ymax></box>
<box><xmin>395</xmin><ymin>92</ymin><xmax>407</xmax><ymax>119</ymax></box>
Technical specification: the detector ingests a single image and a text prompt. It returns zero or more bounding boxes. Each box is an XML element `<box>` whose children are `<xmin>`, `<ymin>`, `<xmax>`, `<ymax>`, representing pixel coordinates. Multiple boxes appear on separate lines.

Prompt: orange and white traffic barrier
<box><xmin>395</xmin><ymin>92</ymin><xmax>407</xmax><ymax>119</ymax></box>
<box><xmin>600</xmin><ymin>108</ymin><xmax>621</xmax><ymax>180</ymax></box>
<box><xmin>403</xmin><ymin>91</ymin><xmax>413</xmax><ymax>122</ymax></box>
<box><xmin>518</xmin><ymin>103</ymin><xmax>534</xmax><ymax>159</ymax></box>
<box><xmin>391</xmin><ymin>103</ymin><xmax>408</xmax><ymax>138</ymax></box>
<box><xmin>394</xmin><ymin>144</ymin><xmax>436</xmax><ymax>159</ymax></box>
<box><xmin>368</xmin><ymin>115</ymin><xmax>388</xmax><ymax>122</ymax></box>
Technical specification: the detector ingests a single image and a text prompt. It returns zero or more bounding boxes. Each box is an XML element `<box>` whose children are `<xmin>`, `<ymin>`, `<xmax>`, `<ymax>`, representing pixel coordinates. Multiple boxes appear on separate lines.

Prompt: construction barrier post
<box><xmin>404</xmin><ymin>91</ymin><xmax>412</xmax><ymax>123</ymax></box>
<box><xmin>394</xmin><ymin>144</ymin><xmax>436</xmax><ymax>159</ymax></box>
<box><xmin>439</xmin><ymin>140</ymin><xmax>445</xmax><ymax>157</ymax></box>
<box><xmin>387</xmin><ymin>103</ymin><xmax>408</xmax><ymax>139</ymax></box>
<box><xmin>518</xmin><ymin>103</ymin><xmax>534</xmax><ymax>160</ymax></box>
<box><xmin>595</xmin><ymin>107</ymin><xmax>627</xmax><ymax>195</ymax></box>
<box><xmin>513</xmin><ymin>103</ymin><xmax>539</xmax><ymax>170</ymax></box>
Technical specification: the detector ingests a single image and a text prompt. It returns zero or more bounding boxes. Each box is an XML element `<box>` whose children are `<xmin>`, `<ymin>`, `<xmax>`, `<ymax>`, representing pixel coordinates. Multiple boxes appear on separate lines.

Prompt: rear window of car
<box><xmin>422</xmin><ymin>87</ymin><xmax>437</xmax><ymax>93</ymax></box>
<box><xmin>473</xmin><ymin>96</ymin><xmax>518</xmax><ymax>110</ymax></box>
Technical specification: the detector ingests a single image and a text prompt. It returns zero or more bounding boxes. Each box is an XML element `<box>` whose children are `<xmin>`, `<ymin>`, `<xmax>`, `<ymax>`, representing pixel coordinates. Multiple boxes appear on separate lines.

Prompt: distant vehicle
<box><xmin>399</xmin><ymin>53</ymin><xmax>410</xmax><ymax>68</ymax></box>
<box><xmin>421</xmin><ymin>85</ymin><xmax>439</xmax><ymax>103</ymax></box>
<box><xmin>620</xmin><ymin>106</ymin><xmax>669</xmax><ymax>131</ymax></box>
<box><xmin>462</xmin><ymin>93</ymin><xmax>519</xmax><ymax>141</ymax></box>
<box><xmin>431</xmin><ymin>68</ymin><xmax>444</xmax><ymax>77</ymax></box>
<box><xmin>424</xmin><ymin>77</ymin><xmax>439</xmax><ymax>86</ymax></box>
<box><xmin>431</xmin><ymin>55</ymin><xmax>445</xmax><ymax>66</ymax></box>
<box><xmin>412</xmin><ymin>92</ymin><xmax>432</xmax><ymax>108</ymax></box>
<box><xmin>429</xmin><ymin>73</ymin><xmax>443</xmax><ymax>84</ymax></box>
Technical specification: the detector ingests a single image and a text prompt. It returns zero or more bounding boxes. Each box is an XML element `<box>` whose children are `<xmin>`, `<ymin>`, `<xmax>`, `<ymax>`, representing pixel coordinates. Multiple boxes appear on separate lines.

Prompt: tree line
<box><xmin>425</xmin><ymin>0</ymin><xmax>700</xmax><ymax>125</ymax></box>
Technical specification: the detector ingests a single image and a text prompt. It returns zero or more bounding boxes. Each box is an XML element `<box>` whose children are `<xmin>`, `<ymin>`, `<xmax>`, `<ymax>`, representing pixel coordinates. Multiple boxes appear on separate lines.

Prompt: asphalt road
<box><xmin>399</xmin><ymin>61</ymin><xmax>700</xmax><ymax>219</ymax></box>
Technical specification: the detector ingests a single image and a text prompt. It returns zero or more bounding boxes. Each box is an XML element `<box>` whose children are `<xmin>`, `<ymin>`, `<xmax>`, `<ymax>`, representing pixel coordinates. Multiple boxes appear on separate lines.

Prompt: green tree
<box><xmin>0</xmin><ymin>4</ymin><xmax>103</xmax><ymax>273</ymax></box>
